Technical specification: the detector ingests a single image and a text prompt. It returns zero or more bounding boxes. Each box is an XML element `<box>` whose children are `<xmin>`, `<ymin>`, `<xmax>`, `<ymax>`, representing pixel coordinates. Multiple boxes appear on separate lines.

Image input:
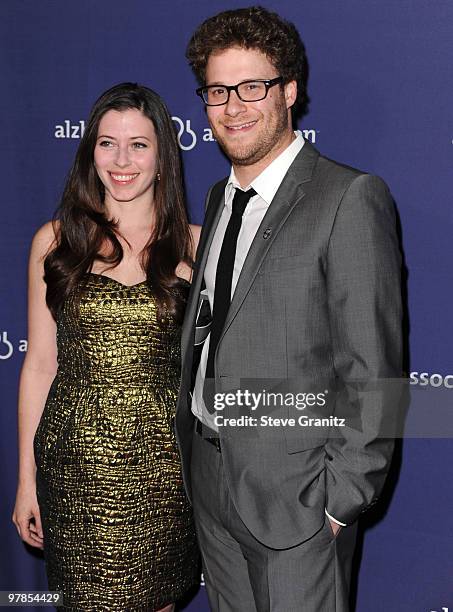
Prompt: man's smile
<box><xmin>224</xmin><ymin>120</ymin><xmax>258</xmax><ymax>132</ymax></box>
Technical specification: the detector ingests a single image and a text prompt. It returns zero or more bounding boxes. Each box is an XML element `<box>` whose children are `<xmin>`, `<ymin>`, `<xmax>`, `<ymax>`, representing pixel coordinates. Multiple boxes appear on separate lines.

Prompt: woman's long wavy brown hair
<box><xmin>44</xmin><ymin>82</ymin><xmax>192</xmax><ymax>323</ymax></box>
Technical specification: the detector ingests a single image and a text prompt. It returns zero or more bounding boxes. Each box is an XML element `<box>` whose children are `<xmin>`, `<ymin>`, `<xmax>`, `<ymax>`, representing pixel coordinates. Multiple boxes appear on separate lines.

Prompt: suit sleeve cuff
<box><xmin>325</xmin><ymin>508</ymin><xmax>347</xmax><ymax>527</ymax></box>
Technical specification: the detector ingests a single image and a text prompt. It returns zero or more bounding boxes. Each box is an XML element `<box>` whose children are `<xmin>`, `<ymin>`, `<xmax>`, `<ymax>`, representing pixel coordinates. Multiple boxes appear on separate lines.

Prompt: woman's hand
<box><xmin>12</xmin><ymin>482</ymin><xmax>44</xmax><ymax>549</ymax></box>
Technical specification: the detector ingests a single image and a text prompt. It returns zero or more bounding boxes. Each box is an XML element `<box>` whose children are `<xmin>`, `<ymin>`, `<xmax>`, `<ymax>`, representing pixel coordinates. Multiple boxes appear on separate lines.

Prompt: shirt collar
<box><xmin>225</xmin><ymin>130</ymin><xmax>305</xmax><ymax>210</ymax></box>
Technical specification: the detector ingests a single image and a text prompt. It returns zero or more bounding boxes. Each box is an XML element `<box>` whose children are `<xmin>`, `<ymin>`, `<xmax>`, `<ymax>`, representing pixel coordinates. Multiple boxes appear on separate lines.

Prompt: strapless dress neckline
<box><xmin>87</xmin><ymin>272</ymin><xmax>191</xmax><ymax>289</ymax></box>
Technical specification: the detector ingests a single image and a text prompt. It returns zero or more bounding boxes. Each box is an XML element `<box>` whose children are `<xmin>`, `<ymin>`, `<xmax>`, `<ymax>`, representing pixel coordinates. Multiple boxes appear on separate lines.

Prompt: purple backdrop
<box><xmin>1</xmin><ymin>1</ymin><xmax>452</xmax><ymax>610</ymax></box>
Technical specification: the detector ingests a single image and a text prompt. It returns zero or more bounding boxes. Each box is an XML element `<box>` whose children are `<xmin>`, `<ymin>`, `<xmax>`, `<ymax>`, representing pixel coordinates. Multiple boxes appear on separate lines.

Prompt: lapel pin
<box><xmin>263</xmin><ymin>228</ymin><xmax>272</xmax><ymax>239</ymax></box>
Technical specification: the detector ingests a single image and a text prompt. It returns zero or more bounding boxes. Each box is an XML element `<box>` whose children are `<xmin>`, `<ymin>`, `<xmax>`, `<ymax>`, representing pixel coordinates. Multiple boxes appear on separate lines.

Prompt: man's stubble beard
<box><xmin>213</xmin><ymin>94</ymin><xmax>290</xmax><ymax>167</ymax></box>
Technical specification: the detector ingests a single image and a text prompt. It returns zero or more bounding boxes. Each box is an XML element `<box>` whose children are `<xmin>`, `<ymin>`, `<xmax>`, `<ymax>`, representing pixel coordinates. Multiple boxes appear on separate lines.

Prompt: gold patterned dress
<box><xmin>34</xmin><ymin>273</ymin><xmax>199</xmax><ymax>611</ymax></box>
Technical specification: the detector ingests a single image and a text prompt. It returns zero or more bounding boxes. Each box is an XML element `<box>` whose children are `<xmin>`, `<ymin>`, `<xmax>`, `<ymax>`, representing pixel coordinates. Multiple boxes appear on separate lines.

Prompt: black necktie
<box><xmin>203</xmin><ymin>188</ymin><xmax>257</xmax><ymax>414</ymax></box>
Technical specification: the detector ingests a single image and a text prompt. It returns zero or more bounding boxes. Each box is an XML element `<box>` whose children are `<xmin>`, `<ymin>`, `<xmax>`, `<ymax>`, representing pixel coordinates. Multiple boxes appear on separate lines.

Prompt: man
<box><xmin>175</xmin><ymin>6</ymin><xmax>402</xmax><ymax>611</ymax></box>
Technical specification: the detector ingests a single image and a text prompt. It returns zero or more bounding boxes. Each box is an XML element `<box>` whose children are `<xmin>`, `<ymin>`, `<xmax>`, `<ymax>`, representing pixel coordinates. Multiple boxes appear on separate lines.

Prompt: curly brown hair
<box><xmin>186</xmin><ymin>6</ymin><xmax>309</xmax><ymax>119</ymax></box>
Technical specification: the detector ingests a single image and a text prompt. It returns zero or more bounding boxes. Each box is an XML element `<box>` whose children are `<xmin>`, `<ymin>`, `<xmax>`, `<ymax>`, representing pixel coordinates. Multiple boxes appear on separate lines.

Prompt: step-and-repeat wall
<box><xmin>1</xmin><ymin>1</ymin><xmax>452</xmax><ymax>611</ymax></box>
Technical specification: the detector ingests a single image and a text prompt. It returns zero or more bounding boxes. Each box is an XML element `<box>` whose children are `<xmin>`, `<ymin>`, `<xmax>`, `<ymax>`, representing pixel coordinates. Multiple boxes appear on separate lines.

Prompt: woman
<box><xmin>12</xmin><ymin>83</ymin><xmax>201</xmax><ymax>611</ymax></box>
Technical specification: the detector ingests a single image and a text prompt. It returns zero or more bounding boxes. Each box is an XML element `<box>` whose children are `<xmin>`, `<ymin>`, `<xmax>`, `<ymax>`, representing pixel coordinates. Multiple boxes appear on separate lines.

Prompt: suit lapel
<box><xmin>219</xmin><ymin>141</ymin><xmax>320</xmax><ymax>342</ymax></box>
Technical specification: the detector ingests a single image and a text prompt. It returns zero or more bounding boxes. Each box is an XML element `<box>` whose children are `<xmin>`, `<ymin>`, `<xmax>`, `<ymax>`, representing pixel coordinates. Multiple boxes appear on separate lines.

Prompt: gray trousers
<box><xmin>190</xmin><ymin>427</ymin><xmax>358</xmax><ymax>612</ymax></box>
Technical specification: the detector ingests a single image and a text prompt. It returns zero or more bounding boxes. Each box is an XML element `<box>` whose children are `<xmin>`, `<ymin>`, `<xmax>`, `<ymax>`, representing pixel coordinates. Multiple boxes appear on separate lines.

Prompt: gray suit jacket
<box><xmin>175</xmin><ymin>141</ymin><xmax>402</xmax><ymax>549</ymax></box>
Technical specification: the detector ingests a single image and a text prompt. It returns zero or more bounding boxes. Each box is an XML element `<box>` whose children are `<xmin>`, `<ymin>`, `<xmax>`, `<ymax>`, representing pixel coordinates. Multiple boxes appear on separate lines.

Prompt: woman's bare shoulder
<box><xmin>31</xmin><ymin>220</ymin><xmax>59</xmax><ymax>259</ymax></box>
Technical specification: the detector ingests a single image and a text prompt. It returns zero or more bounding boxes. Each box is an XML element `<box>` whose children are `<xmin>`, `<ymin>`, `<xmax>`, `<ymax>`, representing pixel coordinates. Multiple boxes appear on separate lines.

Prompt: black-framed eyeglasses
<box><xmin>196</xmin><ymin>77</ymin><xmax>283</xmax><ymax>106</ymax></box>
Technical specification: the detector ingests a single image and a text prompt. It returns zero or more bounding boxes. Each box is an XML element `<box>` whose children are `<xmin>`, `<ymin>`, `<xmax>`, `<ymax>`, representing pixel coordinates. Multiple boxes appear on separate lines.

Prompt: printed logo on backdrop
<box><xmin>0</xmin><ymin>331</ymin><xmax>27</xmax><ymax>360</ymax></box>
<box><xmin>54</xmin><ymin>118</ymin><xmax>319</xmax><ymax>150</ymax></box>
<box><xmin>408</xmin><ymin>371</ymin><xmax>453</xmax><ymax>439</ymax></box>
<box><xmin>55</xmin><ymin>120</ymin><xmax>86</xmax><ymax>139</ymax></box>
<box><xmin>410</xmin><ymin>371</ymin><xmax>453</xmax><ymax>388</ymax></box>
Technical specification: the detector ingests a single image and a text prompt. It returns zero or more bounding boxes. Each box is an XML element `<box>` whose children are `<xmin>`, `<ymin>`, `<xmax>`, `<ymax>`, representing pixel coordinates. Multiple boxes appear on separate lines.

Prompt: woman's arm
<box><xmin>189</xmin><ymin>223</ymin><xmax>202</xmax><ymax>256</ymax></box>
<box><xmin>176</xmin><ymin>224</ymin><xmax>201</xmax><ymax>282</ymax></box>
<box><xmin>12</xmin><ymin>222</ymin><xmax>58</xmax><ymax>549</ymax></box>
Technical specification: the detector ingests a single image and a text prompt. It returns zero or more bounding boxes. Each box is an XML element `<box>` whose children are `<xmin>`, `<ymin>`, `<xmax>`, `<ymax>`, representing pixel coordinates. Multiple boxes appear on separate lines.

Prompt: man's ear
<box><xmin>284</xmin><ymin>80</ymin><xmax>297</xmax><ymax>110</ymax></box>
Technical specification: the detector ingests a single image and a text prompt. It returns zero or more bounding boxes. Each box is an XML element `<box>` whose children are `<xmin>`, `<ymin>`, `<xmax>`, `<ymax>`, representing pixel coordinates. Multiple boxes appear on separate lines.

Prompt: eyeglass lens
<box><xmin>204</xmin><ymin>81</ymin><xmax>267</xmax><ymax>105</ymax></box>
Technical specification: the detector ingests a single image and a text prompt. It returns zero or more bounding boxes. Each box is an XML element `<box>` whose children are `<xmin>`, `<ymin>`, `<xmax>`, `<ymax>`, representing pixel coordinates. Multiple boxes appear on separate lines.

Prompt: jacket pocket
<box><xmin>259</xmin><ymin>253</ymin><xmax>314</xmax><ymax>274</ymax></box>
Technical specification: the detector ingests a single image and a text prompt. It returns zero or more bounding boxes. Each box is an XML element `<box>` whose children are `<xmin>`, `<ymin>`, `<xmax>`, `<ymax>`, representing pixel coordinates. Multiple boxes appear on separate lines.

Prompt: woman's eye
<box><xmin>132</xmin><ymin>142</ymin><xmax>147</xmax><ymax>149</ymax></box>
<box><xmin>98</xmin><ymin>140</ymin><xmax>114</xmax><ymax>147</ymax></box>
